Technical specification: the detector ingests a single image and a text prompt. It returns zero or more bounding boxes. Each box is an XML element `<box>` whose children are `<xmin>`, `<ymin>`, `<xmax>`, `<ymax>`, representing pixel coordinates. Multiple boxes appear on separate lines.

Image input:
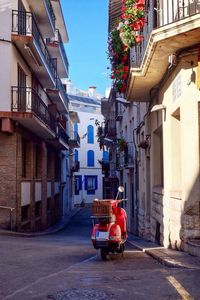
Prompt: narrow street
<box><xmin>0</xmin><ymin>209</ymin><xmax>200</xmax><ymax>300</ymax></box>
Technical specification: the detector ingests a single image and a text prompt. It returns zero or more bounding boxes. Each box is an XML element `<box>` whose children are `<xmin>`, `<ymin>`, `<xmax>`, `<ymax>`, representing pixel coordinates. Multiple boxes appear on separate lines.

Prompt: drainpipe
<box><xmin>133</xmin><ymin>127</ymin><xmax>139</xmax><ymax>235</ymax></box>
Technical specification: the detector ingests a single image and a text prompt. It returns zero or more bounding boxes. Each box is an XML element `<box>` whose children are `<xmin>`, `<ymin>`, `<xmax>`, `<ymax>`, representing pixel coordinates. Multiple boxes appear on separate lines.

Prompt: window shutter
<box><xmin>95</xmin><ymin>176</ymin><xmax>98</xmax><ymax>190</ymax></box>
<box><xmin>79</xmin><ymin>176</ymin><xmax>82</xmax><ymax>190</ymax></box>
<box><xmin>84</xmin><ymin>175</ymin><xmax>88</xmax><ymax>190</ymax></box>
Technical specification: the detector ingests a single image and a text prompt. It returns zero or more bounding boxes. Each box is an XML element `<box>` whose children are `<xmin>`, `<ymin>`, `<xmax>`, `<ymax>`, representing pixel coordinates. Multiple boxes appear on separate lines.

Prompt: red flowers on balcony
<box><xmin>108</xmin><ymin>0</ymin><xmax>146</xmax><ymax>93</ymax></box>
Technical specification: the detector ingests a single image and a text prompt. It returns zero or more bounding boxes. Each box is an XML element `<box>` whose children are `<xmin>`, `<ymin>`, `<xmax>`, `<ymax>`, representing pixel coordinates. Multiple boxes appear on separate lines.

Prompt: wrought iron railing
<box><xmin>11</xmin><ymin>86</ymin><xmax>56</xmax><ymax>132</ymax></box>
<box><xmin>45</xmin><ymin>0</ymin><xmax>56</xmax><ymax>29</ymax></box>
<box><xmin>69</xmin><ymin>131</ymin><xmax>80</xmax><ymax>145</ymax></box>
<box><xmin>46</xmin><ymin>29</ymin><xmax>69</xmax><ymax>75</ymax></box>
<box><xmin>57</xmin><ymin>124</ymin><xmax>69</xmax><ymax>144</ymax></box>
<box><xmin>57</xmin><ymin>30</ymin><xmax>69</xmax><ymax>74</ymax></box>
<box><xmin>12</xmin><ymin>10</ymin><xmax>57</xmax><ymax>81</ymax></box>
<box><xmin>131</xmin><ymin>0</ymin><xmax>200</xmax><ymax>68</ymax></box>
<box><xmin>71</xmin><ymin>161</ymin><xmax>80</xmax><ymax>173</ymax></box>
<box><xmin>115</xmin><ymin>102</ymin><xmax>124</xmax><ymax>121</ymax></box>
<box><xmin>104</xmin><ymin>119</ymin><xmax>117</xmax><ymax>138</ymax></box>
<box><xmin>56</xmin><ymin>76</ymin><xmax>69</xmax><ymax>109</ymax></box>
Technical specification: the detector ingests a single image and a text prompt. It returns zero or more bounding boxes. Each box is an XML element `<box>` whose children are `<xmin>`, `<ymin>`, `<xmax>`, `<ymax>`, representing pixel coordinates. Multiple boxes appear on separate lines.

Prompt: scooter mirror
<box><xmin>118</xmin><ymin>186</ymin><xmax>124</xmax><ymax>193</ymax></box>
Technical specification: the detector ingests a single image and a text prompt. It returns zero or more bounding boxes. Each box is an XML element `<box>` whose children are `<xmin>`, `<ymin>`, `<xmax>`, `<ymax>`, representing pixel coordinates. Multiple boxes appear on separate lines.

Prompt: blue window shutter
<box><xmin>87</xmin><ymin>150</ymin><xmax>94</xmax><ymax>167</ymax></box>
<box><xmin>74</xmin><ymin>123</ymin><xmax>78</xmax><ymax>134</ymax></box>
<box><xmin>103</xmin><ymin>151</ymin><xmax>109</xmax><ymax>162</ymax></box>
<box><xmin>95</xmin><ymin>176</ymin><xmax>98</xmax><ymax>190</ymax></box>
<box><xmin>87</xmin><ymin>125</ymin><xmax>94</xmax><ymax>144</ymax></box>
<box><xmin>74</xmin><ymin>149</ymin><xmax>78</xmax><ymax>162</ymax></box>
<box><xmin>79</xmin><ymin>176</ymin><xmax>82</xmax><ymax>190</ymax></box>
<box><xmin>84</xmin><ymin>176</ymin><xmax>88</xmax><ymax>190</ymax></box>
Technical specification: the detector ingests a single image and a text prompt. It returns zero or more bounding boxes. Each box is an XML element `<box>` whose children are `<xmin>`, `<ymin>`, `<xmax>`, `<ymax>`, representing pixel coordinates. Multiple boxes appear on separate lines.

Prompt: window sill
<box><xmin>152</xmin><ymin>186</ymin><xmax>164</xmax><ymax>195</ymax></box>
<box><xmin>170</xmin><ymin>190</ymin><xmax>182</xmax><ymax>200</ymax></box>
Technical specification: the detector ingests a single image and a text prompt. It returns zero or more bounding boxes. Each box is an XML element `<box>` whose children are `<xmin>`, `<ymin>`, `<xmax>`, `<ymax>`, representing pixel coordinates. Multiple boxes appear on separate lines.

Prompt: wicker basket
<box><xmin>92</xmin><ymin>200</ymin><xmax>113</xmax><ymax>217</ymax></box>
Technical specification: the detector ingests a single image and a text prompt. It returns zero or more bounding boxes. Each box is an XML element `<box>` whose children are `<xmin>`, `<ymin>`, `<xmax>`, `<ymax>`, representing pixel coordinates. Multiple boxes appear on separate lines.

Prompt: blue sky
<box><xmin>61</xmin><ymin>0</ymin><xmax>110</xmax><ymax>96</ymax></box>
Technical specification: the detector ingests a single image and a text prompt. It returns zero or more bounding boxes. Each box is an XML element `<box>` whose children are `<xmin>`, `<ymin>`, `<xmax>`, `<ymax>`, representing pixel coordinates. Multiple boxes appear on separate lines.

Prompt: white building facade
<box><xmin>68</xmin><ymin>93</ymin><xmax>105</xmax><ymax>205</ymax></box>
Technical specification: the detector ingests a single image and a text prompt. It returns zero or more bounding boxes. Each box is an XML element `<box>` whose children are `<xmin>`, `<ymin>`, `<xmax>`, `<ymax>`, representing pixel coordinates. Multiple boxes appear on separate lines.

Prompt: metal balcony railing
<box><xmin>115</xmin><ymin>102</ymin><xmax>123</xmax><ymax>121</ymax></box>
<box><xmin>71</xmin><ymin>161</ymin><xmax>80</xmax><ymax>173</ymax></box>
<box><xmin>57</xmin><ymin>124</ymin><xmax>69</xmax><ymax>144</ymax></box>
<box><xmin>131</xmin><ymin>0</ymin><xmax>200</xmax><ymax>68</ymax></box>
<box><xmin>46</xmin><ymin>29</ymin><xmax>69</xmax><ymax>75</ymax></box>
<box><xmin>104</xmin><ymin>120</ymin><xmax>116</xmax><ymax>138</ymax></box>
<box><xmin>11</xmin><ymin>86</ymin><xmax>56</xmax><ymax>132</ymax></box>
<box><xmin>57</xmin><ymin>30</ymin><xmax>69</xmax><ymax>73</ymax></box>
<box><xmin>12</xmin><ymin>10</ymin><xmax>57</xmax><ymax>81</ymax></box>
<box><xmin>69</xmin><ymin>131</ymin><xmax>80</xmax><ymax>145</ymax></box>
<box><xmin>45</xmin><ymin>0</ymin><xmax>56</xmax><ymax>29</ymax></box>
<box><xmin>56</xmin><ymin>76</ymin><xmax>69</xmax><ymax>108</ymax></box>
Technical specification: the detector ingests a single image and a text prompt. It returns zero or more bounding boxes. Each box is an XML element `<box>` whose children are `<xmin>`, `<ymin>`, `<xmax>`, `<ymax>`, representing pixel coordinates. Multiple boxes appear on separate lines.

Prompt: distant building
<box><xmin>67</xmin><ymin>91</ymin><xmax>105</xmax><ymax>205</ymax></box>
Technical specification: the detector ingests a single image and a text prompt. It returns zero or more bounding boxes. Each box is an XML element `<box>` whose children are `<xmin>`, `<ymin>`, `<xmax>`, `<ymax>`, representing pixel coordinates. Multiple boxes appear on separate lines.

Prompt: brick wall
<box><xmin>0</xmin><ymin>132</ymin><xmax>17</xmax><ymax>229</ymax></box>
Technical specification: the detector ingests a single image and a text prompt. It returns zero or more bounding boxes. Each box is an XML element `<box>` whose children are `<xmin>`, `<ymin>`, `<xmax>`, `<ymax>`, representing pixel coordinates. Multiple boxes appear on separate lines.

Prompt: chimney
<box><xmin>88</xmin><ymin>86</ymin><xmax>96</xmax><ymax>97</ymax></box>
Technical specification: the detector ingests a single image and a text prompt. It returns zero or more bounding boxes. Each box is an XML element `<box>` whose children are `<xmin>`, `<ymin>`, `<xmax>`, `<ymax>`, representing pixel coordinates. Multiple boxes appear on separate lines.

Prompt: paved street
<box><xmin>1</xmin><ymin>208</ymin><xmax>200</xmax><ymax>300</ymax></box>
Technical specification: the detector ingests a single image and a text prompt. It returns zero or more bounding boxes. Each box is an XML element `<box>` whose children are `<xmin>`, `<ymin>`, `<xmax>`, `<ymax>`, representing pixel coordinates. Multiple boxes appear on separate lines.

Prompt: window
<box><xmin>74</xmin><ymin>149</ymin><xmax>78</xmax><ymax>162</ymax></box>
<box><xmin>87</xmin><ymin>125</ymin><xmax>94</xmax><ymax>144</ymax></box>
<box><xmin>153</xmin><ymin>125</ymin><xmax>163</xmax><ymax>187</ymax></box>
<box><xmin>103</xmin><ymin>150</ymin><xmax>109</xmax><ymax>162</ymax></box>
<box><xmin>87</xmin><ymin>150</ymin><xmax>94</xmax><ymax>167</ymax></box>
<box><xmin>84</xmin><ymin>175</ymin><xmax>98</xmax><ymax>195</ymax></box>
<box><xmin>74</xmin><ymin>175</ymin><xmax>82</xmax><ymax>195</ymax></box>
<box><xmin>74</xmin><ymin>122</ymin><xmax>78</xmax><ymax>134</ymax></box>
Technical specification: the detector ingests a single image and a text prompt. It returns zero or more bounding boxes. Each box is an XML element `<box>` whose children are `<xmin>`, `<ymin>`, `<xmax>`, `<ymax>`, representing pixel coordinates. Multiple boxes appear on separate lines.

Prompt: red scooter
<box><xmin>91</xmin><ymin>186</ymin><xmax>127</xmax><ymax>260</ymax></box>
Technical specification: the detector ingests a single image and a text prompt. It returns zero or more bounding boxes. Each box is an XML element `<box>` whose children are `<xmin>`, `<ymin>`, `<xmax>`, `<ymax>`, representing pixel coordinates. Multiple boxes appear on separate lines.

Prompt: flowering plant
<box><xmin>108</xmin><ymin>0</ymin><xmax>146</xmax><ymax>93</ymax></box>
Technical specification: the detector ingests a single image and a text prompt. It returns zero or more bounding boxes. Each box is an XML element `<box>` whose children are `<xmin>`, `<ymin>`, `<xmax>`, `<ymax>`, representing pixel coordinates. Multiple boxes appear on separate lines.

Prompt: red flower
<box><xmin>135</xmin><ymin>35</ymin><xmax>143</xmax><ymax>43</ymax></box>
<box><xmin>135</xmin><ymin>0</ymin><xmax>145</xmax><ymax>5</ymax></box>
<box><xmin>122</xmin><ymin>73</ymin><xmax>128</xmax><ymax>80</ymax></box>
<box><xmin>123</xmin><ymin>66</ymin><xmax>129</xmax><ymax>72</ymax></box>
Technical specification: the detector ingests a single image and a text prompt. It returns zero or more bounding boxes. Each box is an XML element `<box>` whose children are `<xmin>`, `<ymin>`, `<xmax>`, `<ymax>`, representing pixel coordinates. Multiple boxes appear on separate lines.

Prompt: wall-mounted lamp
<box><xmin>151</xmin><ymin>104</ymin><xmax>166</xmax><ymax>113</ymax></box>
<box><xmin>151</xmin><ymin>104</ymin><xmax>166</xmax><ymax>121</ymax></box>
<box><xmin>116</xmin><ymin>97</ymin><xmax>130</xmax><ymax>106</ymax></box>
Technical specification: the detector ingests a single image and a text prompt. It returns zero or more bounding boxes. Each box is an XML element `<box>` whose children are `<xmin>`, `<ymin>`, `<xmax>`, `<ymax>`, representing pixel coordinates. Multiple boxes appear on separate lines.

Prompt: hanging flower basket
<box><xmin>119</xmin><ymin>31</ymin><xmax>136</xmax><ymax>48</ymax></box>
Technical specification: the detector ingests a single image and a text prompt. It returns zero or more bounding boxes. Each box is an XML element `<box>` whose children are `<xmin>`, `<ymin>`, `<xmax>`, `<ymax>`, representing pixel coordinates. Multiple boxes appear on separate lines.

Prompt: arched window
<box><xmin>87</xmin><ymin>125</ymin><xmax>94</xmax><ymax>144</ymax></box>
<box><xmin>103</xmin><ymin>150</ymin><xmax>109</xmax><ymax>162</ymax></box>
<box><xmin>87</xmin><ymin>150</ymin><xmax>94</xmax><ymax>167</ymax></box>
<box><xmin>74</xmin><ymin>149</ymin><xmax>78</xmax><ymax>162</ymax></box>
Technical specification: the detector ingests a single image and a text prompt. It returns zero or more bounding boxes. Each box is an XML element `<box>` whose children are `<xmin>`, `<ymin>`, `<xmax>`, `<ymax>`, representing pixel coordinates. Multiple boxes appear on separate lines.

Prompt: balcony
<box><xmin>98</xmin><ymin>159</ymin><xmax>110</xmax><ymax>175</ymax></box>
<box><xmin>71</xmin><ymin>161</ymin><xmax>80</xmax><ymax>173</ymax></box>
<box><xmin>126</xmin><ymin>0</ymin><xmax>200</xmax><ymax>101</ymax></box>
<box><xmin>56</xmin><ymin>124</ymin><xmax>69</xmax><ymax>149</ymax></box>
<box><xmin>124</xmin><ymin>142</ymin><xmax>134</xmax><ymax>169</ymax></box>
<box><xmin>12</xmin><ymin>10</ymin><xmax>57</xmax><ymax>88</ymax></box>
<box><xmin>104</xmin><ymin>120</ymin><xmax>116</xmax><ymax>139</ymax></box>
<box><xmin>115</xmin><ymin>102</ymin><xmax>123</xmax><ymax>122</ymax></box>
<box><xmin>69</xmin><ymin>131</ymin><xmax>80</xmax><ymax>148</ymax></box>
<box><xmin>11</xmin><ymin>86</ymin><xmax>56</xmax><ymax>139</ymax></box>
<box><xmin>26</xmin><ymin>0</ymin><xmax>56</xmax><ymax>37</ymax></box>
<box><xmin>46</xmin><ymin>29</ymin><xmax>69</xmax><ymax>78</ymax></box>
<box><xmin>46</xmin><ymin>76</ymin><xmax>69</xmax><ymax>114</ymax></box>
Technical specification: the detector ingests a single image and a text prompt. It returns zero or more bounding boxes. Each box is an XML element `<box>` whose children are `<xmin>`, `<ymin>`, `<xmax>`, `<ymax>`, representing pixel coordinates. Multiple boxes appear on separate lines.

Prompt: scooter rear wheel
<box><xmin>100</xmin><ymin>248</ymin><xmax>109</xmax><ymax>261</ymax></box>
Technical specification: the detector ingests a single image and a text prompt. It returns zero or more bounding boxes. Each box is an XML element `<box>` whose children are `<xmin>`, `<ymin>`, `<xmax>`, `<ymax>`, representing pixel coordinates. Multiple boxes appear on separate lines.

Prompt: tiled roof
<box><xmin>68</xmin><ymin>94</ymin><xmax>101</xmax><ymax>106</ymax></box>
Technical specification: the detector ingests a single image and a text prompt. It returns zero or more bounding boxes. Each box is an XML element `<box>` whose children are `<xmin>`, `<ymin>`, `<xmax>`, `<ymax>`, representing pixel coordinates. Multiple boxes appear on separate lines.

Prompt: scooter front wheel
<box><xmin>100</xmin><ymin>248</ymin><xmax>109</xmax><ymax>261</ymax></box>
